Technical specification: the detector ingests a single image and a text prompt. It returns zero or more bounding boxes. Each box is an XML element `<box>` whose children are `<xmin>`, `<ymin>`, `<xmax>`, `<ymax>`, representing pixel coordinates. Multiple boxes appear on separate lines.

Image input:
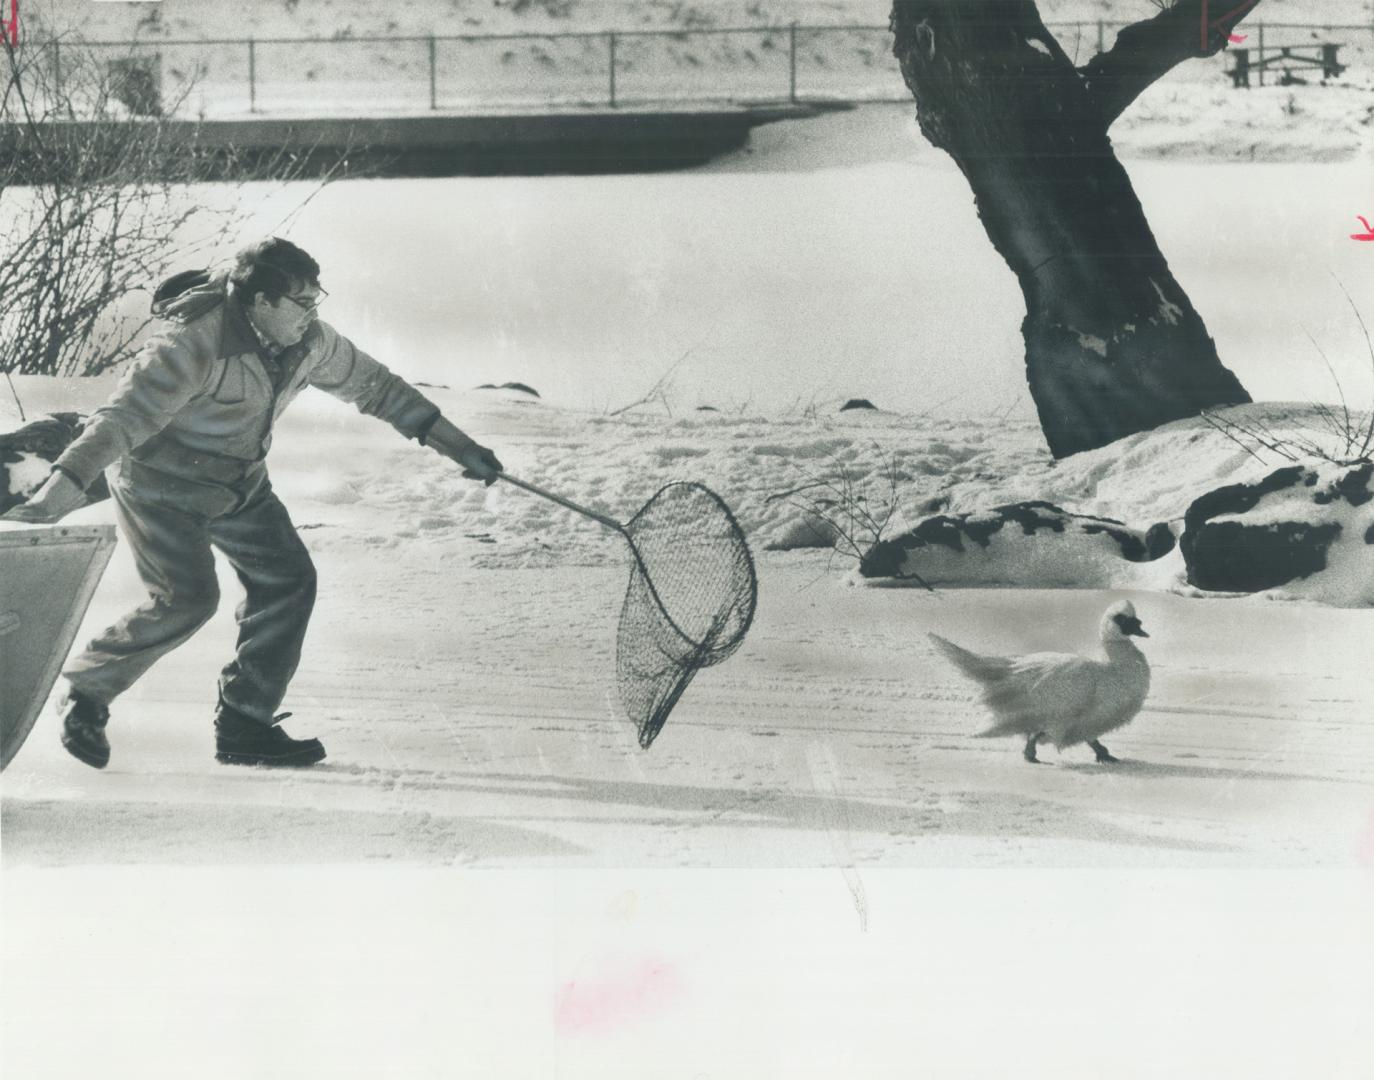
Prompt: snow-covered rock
<box><xmin>0</xmin><ymin>413</ymin><xmax>107</xmax><ymax>513</ymax></box>
<box><xmin>1180</xmin><ymin>459</ymin><xmax>1374</xmax><ymax>605</ymax></box>
<box><xmin>857</xmin><ymin>500</ymin><xmax>1174</xmax><ymax>588</ymax></box>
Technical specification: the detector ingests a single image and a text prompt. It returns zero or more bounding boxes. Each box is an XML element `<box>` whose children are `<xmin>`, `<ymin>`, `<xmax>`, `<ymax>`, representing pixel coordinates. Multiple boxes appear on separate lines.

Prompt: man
<box><xmin>3</xmin><ymin>238</ymin><xmax>502</xmax><ymax>769</ymax></box>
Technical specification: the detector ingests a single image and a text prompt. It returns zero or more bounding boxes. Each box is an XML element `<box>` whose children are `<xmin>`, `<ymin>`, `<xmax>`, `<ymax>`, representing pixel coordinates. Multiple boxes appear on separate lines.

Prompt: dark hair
<box><xmin>230</xmin><ymin>237</ymin><xmax>320</xmax><ymax>307</ymax></box>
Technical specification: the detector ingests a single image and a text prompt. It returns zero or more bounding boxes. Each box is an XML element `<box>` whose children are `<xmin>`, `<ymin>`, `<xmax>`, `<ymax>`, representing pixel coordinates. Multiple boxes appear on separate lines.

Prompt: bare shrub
<box><xmin>766</xmin><ymin>450</ymin><xmax>934</xmax><ymax>590</ymax></box>
<box><xmin>1</xmin><ymin>32</ymin><xmax>346</xmax><ymax>382</ymax></box>
<box><xmin>1202</xmin><ymin>282</ymin><xmax>1373</xmax><ymax>467</ymax></box>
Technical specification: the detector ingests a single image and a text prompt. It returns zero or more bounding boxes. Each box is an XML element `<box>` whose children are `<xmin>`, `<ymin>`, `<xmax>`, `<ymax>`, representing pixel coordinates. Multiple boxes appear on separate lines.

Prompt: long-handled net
<box><xmin>500</xmin><ymin>475</ymin><xmax>757</xmax><ymax>749</ymax></box>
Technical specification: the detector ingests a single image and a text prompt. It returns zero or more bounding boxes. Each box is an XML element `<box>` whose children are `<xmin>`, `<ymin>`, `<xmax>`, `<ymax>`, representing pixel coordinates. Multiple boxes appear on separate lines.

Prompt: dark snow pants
<box><xmin>63</xmin><ymin>462</ymin><xmax>317</xmax><ymax>725</ymax></box>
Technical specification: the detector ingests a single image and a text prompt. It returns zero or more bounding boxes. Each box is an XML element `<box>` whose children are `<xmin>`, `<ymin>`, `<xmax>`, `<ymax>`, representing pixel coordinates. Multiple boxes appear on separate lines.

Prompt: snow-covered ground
<box><xmin>6</xmin><ymin>374</ymin><xmax>1373</xmax><ymax>868</ymax></box>
<box><xmin>6</xmin><ymin>39</ymin><xmax>1374</xmax><ymax>1077</ymax></box>
<box><xmin>8</xmin><ymin>379</ymin><xmax>1374</xmax><ymax>868</ymax></box>
<box><xmin>6</xmin><ymin>379</ymin><xmax>1374</xmax><ymax>1075</ymax></box>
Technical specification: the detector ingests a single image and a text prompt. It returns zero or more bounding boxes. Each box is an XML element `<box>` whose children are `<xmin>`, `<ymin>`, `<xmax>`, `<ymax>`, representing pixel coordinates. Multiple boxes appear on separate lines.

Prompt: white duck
<box><xmin>929</xmin><ymin>600</ymin><xmax>1151</xmax><ymax>764</ymax></box>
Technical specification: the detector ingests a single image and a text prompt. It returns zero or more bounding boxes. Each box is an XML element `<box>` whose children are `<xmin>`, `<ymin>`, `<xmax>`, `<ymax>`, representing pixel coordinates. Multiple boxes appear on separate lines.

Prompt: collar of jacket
<box><xmin>223</xmin><ymin>295</ymin><xmax>273</xmax><ymax>361</ymax></box>
<box><xmin>222</xmin><ymin>294</ymin><xmax>321</xmax><ymax>387</ymax></box>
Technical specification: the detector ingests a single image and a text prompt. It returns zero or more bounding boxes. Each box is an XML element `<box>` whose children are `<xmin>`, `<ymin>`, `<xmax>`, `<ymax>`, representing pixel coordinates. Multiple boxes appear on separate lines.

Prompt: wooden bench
<box><xmin>1229</xmin><ymin>42</ymin><xmax>1345</xmax><ymax>87</ymax></box>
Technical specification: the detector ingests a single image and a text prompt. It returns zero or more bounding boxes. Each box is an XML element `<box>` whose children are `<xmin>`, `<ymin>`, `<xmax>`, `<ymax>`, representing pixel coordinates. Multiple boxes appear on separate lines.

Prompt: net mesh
<box><xmin>615</xmin><ymin>482</ymin><xmax>758</xmax><ymax>749</ymax></box>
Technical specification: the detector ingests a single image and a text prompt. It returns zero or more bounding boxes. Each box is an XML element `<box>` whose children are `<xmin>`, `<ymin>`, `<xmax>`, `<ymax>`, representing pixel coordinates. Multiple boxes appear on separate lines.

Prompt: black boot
<box><xmin>60</xmin><ymin>690</ymin><xmax>111</xmax><ymax>769</ymax></box>
<box><xmin>214</xmin><ymin>704</ymin><xmax>326</xmax><ymax>767</ymax></box>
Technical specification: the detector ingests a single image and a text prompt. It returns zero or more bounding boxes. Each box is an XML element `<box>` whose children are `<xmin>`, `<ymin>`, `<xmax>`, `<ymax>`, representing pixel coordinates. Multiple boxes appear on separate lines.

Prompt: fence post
<box><xmin>248</xmin><ymin>37</ymin><xmax>257</xmax><ymax>113</ymax></box>
<box><xmin>789</xmin><ymin>22</ymin><xmax>798</xmax><ymax>103</ymax></box>
<box><xmin>1257</xmin><ymin>21</ymin><xmax>1264</xmax><ymax>86</ymax></box>
<box><xmin>1096</xmin><ymin>21</ymin><xmax>1104</xmax><ymax>54</ymax></box>
<box><xmin>608</xmin><ymin>31</ymin><xmax>617</xmax><ymax>108</ymax></box>
<box><xmin>428</xmin><ymin>35</ymin><xmax>437</xmax><ymax>109</ymax></box>
<box><xmin>52</xmin><ymin>39</ymin><xmax>62</xmax><ymax>103</ymax></box>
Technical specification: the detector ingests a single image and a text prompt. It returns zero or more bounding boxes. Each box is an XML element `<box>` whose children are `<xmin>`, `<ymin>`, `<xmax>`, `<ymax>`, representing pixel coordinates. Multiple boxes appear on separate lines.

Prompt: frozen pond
<box><xmin>110</xmin><ymin>107</ymin><xmax>1374</xmax><ymax>418</ymax></box>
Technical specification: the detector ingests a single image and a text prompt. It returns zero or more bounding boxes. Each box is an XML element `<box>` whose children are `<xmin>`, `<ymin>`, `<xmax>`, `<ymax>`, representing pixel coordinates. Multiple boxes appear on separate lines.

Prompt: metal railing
<box><xmin>8</xmin><ymin>20</ymin><xmax>1371</xmax><ymax>118</ymax></box>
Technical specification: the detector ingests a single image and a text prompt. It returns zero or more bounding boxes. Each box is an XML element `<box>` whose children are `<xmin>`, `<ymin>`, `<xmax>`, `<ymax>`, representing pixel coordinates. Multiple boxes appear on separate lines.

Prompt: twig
<box><xmin>4</xmin><ymin>369</ymin><xmax>25</xmax><ymax>421</ymax></box>
<box><xmin>1200</xmin><ymin>408</ymin><xmax>1299</xmax><ymax>464</ymax></box>
<box><xmin>1330</xmin><ymin>274</ymin><xmax>1374</xmax><ymax>460</ymax></box>
<box><xmin>763</xmin><ymin>479</ymin><xmax>834</xmax><ymax>505</ymax></box>
<box><xmin>1302</xmin><ymin>324</ymin><xmax>1353</xmax><ymax>456</ymax></box>
<box><xmin>994</xmin><ymin>392</ymin><xmax>1022</xmax><ymax>424</ymax></box>
<box><xmin>608</xmin><ymin>348</ymin><xmax>693</xmax><ymax>418</ymax></box>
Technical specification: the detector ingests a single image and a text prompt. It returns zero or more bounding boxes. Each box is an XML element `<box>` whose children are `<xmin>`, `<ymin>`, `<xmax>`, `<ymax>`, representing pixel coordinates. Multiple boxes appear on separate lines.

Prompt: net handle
<box><xmin>496</xmin><ymin>472</ymin><xmax>624</xmax><ymax>534</ymax></box>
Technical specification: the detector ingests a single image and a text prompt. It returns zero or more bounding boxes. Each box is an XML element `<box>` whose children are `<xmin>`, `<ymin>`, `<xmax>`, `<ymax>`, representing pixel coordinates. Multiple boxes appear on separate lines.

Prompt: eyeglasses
<box><xmin>281</xmin><ymin>287</ymin><xmax>328</xmax><ymax>313</ymax></box>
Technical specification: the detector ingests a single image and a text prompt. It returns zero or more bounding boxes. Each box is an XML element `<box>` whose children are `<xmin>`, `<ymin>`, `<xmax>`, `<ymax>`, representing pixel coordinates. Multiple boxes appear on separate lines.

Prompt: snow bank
<box><xmin>13</xmin><ymin>384</ymin><xmax>1366</xmax><ymax>605</ymax></box>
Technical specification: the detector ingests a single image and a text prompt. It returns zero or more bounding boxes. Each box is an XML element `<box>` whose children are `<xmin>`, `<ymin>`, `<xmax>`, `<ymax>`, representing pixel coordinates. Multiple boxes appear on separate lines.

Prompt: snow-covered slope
<box><xmin>27</xmin><ymin>0</ymin><xmax>1374</xmax><ymax>39</ymax></box>
<box><xmin>20</xmin><ymin>0</ymin><xmax>1374</xmax><ymax>160</ymax></box>
<box><xmin>268</xmin><ymin>390</ymin><xmax>1374</xmax><ymax>607</ymax></box>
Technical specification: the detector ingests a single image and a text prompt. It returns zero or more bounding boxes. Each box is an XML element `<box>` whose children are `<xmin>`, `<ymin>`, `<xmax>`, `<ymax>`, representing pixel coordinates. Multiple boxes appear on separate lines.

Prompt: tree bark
<box><xmin>891</xmin><ymin>0</ymin><xmax>1255</xmax><ymax>458</ymax></box>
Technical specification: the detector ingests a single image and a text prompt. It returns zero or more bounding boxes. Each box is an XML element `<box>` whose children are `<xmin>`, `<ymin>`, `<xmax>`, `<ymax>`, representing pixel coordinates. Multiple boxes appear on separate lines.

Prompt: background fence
<box><xmin>9</xmin><ymin>21</ymin><xmax>1372</xmax><ymax>118</ymax></box>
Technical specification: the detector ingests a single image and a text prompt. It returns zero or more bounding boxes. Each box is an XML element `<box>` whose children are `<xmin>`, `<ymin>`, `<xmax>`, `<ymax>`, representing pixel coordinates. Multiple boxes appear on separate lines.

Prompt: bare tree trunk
<box><xmin>891</xmin><ymin>0</ymin><xmax>1256</xmax><ymax>457</ymax></box>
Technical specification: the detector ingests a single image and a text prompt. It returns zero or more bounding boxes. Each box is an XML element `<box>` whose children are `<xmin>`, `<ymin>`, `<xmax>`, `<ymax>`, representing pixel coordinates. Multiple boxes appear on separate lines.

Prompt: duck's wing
<box><xmin>977</xmin><ymin>653</ymin><xmax>1103</xmax><ymax>733</ymax></box>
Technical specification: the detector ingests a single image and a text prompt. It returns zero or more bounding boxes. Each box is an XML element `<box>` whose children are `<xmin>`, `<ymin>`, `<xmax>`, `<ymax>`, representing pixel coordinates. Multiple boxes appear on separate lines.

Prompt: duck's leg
<box><xmin>1023</xmin><ymin>733</ymin><xmax>1046</xmax><ymax>764</ymax></box>
<box><xmin>1088</xmin><ymin>739</ymin><xmax>1119</xmax><ymax>764</ymax></box>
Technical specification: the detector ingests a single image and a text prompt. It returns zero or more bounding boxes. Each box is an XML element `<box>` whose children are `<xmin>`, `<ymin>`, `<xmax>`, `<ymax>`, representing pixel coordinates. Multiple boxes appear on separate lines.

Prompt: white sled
<box><xmin>1</xmin><ymin>525</ymin><xmax>117</xmax><ymax>770</ymax></box>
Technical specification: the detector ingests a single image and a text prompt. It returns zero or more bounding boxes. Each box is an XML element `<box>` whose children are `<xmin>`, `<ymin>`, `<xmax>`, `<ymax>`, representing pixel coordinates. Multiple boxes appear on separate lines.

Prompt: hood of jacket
<box><xmin>150</xmin><ymin>269</ymin><xmax>231</xmax><ymax>324</ymax></box>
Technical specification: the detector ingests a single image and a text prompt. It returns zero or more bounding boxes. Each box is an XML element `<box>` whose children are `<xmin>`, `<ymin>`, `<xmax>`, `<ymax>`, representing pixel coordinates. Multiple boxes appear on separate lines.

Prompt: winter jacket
<box><xmin>56</xmin><ymin>275</ymin><xmax>440</xmax><ymax>509</ymax></box>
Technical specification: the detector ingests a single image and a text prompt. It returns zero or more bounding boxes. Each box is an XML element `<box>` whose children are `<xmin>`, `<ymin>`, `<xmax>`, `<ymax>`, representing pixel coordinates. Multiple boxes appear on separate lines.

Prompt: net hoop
<box><xmin>622</xmin><ymin>481</ymin><xmax>758</xmax><ymax>661</ymax></box>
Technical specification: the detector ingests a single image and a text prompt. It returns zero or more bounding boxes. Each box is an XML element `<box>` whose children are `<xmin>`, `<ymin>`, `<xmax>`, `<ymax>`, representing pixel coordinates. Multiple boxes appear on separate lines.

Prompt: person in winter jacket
<box><xmin>3</xmin><ymin>237</ymin><xmax>503</xmax><ymax>769</ymax></box>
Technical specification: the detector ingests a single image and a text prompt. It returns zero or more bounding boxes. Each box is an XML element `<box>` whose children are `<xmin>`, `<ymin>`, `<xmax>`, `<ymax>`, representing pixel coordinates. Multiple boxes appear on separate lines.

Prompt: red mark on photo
<box><xmin>1352</xmin><ymin>216</ymin><xmax>1374</xmax><ymax>242</ymax></box>
<box><xmin>554</xmin><ymin>957</ymin><xmax>683</xmax><ymax>1036</ymax></box>
<box><xmin>1228</xmin><ymin>33</ymin><xmax>1247</xmax><ymax>44</ymax></box>
<box><xmin>1201</xmin><ymin>0</ymin><xmax>1261</xmax><ymax>52</ymax></box>
<box><xmin>2</xmin><ymin>0</ymin><xmax>18</xmax><ymax>47</ymax></box>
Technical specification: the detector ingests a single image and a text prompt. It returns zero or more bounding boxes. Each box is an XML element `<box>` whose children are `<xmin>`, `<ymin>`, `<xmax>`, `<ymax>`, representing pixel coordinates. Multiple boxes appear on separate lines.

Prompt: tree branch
<box><xmin>1079</xmin><ymin>0</ymin><xmax>1262</xmax><ymax>128</ymax></box>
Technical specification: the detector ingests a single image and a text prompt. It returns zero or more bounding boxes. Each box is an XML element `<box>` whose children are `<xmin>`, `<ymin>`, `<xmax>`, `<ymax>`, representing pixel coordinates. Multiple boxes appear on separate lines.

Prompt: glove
<box><xmin>419</xmin><ymin>414</ymin><xmax>504</xmax><ymax>486</ymax></box>
<box><xmin>2</xmin><ymin>469</ymin><xmax>87</xmax><ymax>523</ymax></box>
<box><xmin>458</xmin><ymin>443</ymin><xmax>504</xmax><ymax>486</ymax></box>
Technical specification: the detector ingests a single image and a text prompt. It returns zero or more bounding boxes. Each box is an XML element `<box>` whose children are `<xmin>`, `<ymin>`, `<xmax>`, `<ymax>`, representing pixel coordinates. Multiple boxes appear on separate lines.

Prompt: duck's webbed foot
<box><xmin>1023</xmin><ymin>733</ymin><xmax>1047</xmax><ymax>764</ymax></box>
<box><xmin>1088</xmin><ymin>739</ymin><xmax>1119</xmax><ymax>764</ymax></box>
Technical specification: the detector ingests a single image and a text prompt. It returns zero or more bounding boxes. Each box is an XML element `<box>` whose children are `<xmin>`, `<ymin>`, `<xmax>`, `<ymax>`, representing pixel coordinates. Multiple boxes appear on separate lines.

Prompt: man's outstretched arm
<box><xmin>308</xmin><ymin>325</ymin><xmax>503</xmax><ymax>484</ymax></box>
<box><xmin>418</xmin><ymin>415</ymin><xmax>504</xmax><ymax>485</ymax></box>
